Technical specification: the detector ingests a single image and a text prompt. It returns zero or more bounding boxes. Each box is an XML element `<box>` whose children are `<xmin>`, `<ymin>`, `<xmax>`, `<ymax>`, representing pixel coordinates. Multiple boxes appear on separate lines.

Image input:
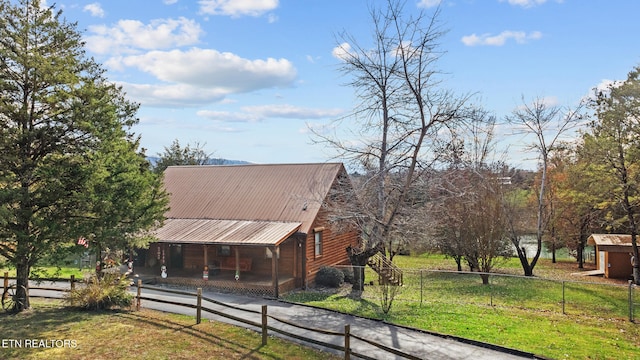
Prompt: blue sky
<box><xmin>52</xmin><ymin>0</ymin><xmax>640</xmax><ymax>169</ymax></box>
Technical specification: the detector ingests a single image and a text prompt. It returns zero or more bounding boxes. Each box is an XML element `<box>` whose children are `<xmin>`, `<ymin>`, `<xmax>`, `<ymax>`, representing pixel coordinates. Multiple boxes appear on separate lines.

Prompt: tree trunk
<box><xmin>577</xmin><ymin>235</ymin><xmax>585</xmax><ymax>269</ymax></box>
<box><xmin>480</xmin><ymin>273</ymin><xmax>489</xmax><ymax>285</ymax></box>
<box><xmin>512</xmin><ymin>238</ymin><xmax>534</xmax><ymax>276</ymax></box>
<box><xmin>455</xmin><ymin>257</ymin><xmax>462</xmax><ymax>272</ymax></box>
<box><xmin>352</xmin><ymin>265</ymin><xmax>365</xmax><ymax>292</ymax></box>
<box><xmin>346</xmin><ymin>244</ymin><xmax>382</xmax><ymax>292</ymax></box>
<box><xmin>631</xmin><ymin>234</ymin><xmax>640</xmax><ymax>286</ymax></box>
<box><xmin>551</xmin><ymin>242</ymin><xmax>556</xmax><ymax>264</ymax></box>
<box><xmin>15</xmin><ymin>261</ymin><xmax>30</xmax><ymax>311</ymax></box>
<box><xmin>517</xmin><ymin>246</ymin><xmax>534</xmax><ymax>276</ymax></box>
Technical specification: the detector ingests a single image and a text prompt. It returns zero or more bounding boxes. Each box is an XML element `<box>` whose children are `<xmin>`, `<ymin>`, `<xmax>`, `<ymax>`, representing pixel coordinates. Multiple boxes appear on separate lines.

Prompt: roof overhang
<box><xmin>588</xmin><ymin>234</ymin><xmax>635</xmax><ymax>252</ymax></box>
<box><xmin>588</xmin><ymin>234</ymin><xmax>633</xmax><ymax>246</ymax></box>
<box><xmin>154</xmin><ymin>219</ymin><xmax>302</xmax><ymax>247</ymax></box>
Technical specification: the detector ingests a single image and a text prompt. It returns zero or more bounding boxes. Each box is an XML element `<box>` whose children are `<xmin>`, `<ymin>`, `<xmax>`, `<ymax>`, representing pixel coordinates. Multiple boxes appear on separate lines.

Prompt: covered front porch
<box><xmin>133</xmin><ymin>266</ymin><xmax>297</xmax><ymax>297</ymax></box>
<box><xmin>144</xmin><ymin>218</ymin><xmax>305</xmax><ymax>297</ymax></box>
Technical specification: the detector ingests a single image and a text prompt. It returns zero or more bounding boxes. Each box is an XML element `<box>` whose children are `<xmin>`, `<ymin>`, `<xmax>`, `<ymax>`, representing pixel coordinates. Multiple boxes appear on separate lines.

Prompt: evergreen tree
<box><xmin>583</xmin><ymin>66</ymin><xmax>640</xmax><ymax>284</ymax></box>
<box><xmin>153</xmin><ymin>139</ymin><xmax>216</xmax><ymax>174</ymax></box>
<box><xmin>0</xmin><ymin>0</ymin><xmax>168</xmax><ymax>312</ymax></box>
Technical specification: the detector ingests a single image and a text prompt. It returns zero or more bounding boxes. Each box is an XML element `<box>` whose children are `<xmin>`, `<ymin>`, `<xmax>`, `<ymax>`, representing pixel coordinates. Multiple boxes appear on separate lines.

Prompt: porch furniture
<box><xmin>219</xmin><ymin>257</ymin><xmax>252</xmax><ymax>272</ymax></box>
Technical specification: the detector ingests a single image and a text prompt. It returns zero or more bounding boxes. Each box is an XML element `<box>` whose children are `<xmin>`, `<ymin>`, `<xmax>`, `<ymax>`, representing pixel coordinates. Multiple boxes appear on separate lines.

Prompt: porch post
<box><xmin>203</xmin><ymin>245</ymin><xmax>208</xmax><ymax>268</ymax></box>
<box><xmin>300</xmin><ymin>237</ymin><xmax>307</xmax><ymax>290</ymax></box>
<box><xmin>271</xmin><ymin>245</ymin><xmax>279</xmax><ymax>298</ymax></box>
<box><xmin>235</xmin><ymin>246</ymin><xmax>240</xmax><ymax>280</ymax></box>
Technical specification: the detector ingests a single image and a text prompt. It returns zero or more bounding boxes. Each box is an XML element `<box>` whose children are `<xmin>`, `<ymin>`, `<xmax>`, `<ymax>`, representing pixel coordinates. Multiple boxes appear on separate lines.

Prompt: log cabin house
<box><xmin>141</xmin><ymin>163</ymin><xmax>360</xmax><ymax>297</ymax></box>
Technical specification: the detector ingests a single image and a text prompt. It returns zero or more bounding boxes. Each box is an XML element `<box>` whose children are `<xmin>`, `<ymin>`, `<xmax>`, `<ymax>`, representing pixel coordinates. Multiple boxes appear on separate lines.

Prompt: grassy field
<box><xmin>1</xmin><ymin>266</ymin><xmax>90</xmax><ymax>280</ymax></box>
<box><xmin>2</xmin><ymin>257</ymin><xmax>639</xmax><ymax>358</ymax></box>
<box><xmin>284</xmin><ymin>255</ymin><xmax>640</xmax><ymax>360</ymax></box>
<box><xmin>0</xmin><ymin>299</ymin><xmax>339</xmax><ymax>360</ymax></box>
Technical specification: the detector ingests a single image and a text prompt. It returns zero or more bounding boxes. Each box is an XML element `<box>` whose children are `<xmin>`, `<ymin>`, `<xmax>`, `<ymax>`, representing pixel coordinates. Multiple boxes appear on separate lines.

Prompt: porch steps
<box><xmin>367</xmin><ymin>253</ymin><xmax>403</xmax><ymax>286</ymax></box>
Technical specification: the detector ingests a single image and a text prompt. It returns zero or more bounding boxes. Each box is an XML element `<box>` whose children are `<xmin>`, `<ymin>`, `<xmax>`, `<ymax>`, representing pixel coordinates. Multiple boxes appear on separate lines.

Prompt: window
<box><xmin>314</xmin><ymin>231</ymin><xmax>323</xmax><ymax>257</ymax></box>
<box><xmin>219</xmin><ymin>245</ymin><xmax>230</xmax><ymax>256</ymax></box>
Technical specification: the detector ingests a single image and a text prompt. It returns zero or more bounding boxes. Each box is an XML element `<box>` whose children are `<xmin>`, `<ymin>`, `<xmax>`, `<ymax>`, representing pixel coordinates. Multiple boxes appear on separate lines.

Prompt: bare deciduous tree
<box><xmin>429</xmin><ymin>110</ymin><xmax>511</xmax><ymax>283</ymax></box>
<box><xmin>313</xmin><ymin>0</ymin><xmax>470</xmax><ymax>291</ymax></box>
<box><xmin>505</xmin><ymin>97</ymin><xmax>583</xmax><ymax>276</ymax></box>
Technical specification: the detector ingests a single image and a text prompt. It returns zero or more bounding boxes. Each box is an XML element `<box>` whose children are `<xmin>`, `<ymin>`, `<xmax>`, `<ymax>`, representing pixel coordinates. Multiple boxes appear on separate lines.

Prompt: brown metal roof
<box><xmin>154</xmin><ymin>219</ymin><xmax>301</xmax><ymax>246</ymax></box>
<box><xmin>588</xmin><ymin>234</ymin><xmax>633</xmax><ymax>246</ymax></box>
<box><xmin>162</xmin><ymin>163</ymin><xmax>345</xmax><ymax>234</ymax></box>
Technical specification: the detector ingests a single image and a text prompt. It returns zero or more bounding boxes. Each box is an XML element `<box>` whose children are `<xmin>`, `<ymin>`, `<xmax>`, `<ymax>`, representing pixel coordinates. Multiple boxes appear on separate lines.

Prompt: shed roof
<box><xmin>154</xmin><ymin>219</ymin><xmax>301</xmax><ymax>246</ymax></box>
<box><xmin>588</xmin><ymin>234</ymin><xmax>633</xmax><ymax>246</ymax></box>
<box><xmin>162</xmin><ymin>163</ymin><xmax>346</xmax><ymax>235</ymax></box>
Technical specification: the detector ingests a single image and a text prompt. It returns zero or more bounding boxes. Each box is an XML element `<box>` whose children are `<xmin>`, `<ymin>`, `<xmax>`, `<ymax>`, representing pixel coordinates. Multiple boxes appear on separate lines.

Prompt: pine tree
<box><xmin>0</xmin><ymin>0</ymin><xmax>168</xmax><ymax>312</ymax></box>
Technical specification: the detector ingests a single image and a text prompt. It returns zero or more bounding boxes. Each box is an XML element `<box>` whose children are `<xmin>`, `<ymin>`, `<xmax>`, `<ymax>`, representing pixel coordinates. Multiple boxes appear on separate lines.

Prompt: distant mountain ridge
<box><xmin>146</xmin><ymin>157</ymin><xmax>252</xmax><ymax>166</ymax></box>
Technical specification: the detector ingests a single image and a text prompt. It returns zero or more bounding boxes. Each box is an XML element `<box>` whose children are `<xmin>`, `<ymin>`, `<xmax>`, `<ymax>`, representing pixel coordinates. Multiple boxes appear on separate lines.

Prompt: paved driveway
<box><xmin>28</xmin><ymin>281</ymin><xmax>541</xmax><ymax>360</ymax></box>
<box><xmin>134</xmin><ymin>285</ymin><xmax>541</xmax><ymax>360</ymax></box>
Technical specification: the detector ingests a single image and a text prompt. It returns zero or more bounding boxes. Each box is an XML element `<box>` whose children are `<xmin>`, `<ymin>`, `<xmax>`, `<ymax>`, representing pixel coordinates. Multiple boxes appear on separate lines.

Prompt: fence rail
<box><xmin>134</xmin><ymin>280</ymin><xmax>422</xmax><ymax>359</ymax></box>
<box><xmin>2</xmin><ymin>272</ymin><xmax>420</xmax><ymax>359</ymax></box>
<box><xmin>4</xmin><ymin>270</ymin><xmax>638</xmax><ymax>323</ymax></box>
<box><xmin>5</xmin><ymin>270</ymin><xmax>637</xmax><ymax>358</ymax></box>
<box><xmin>334</xmin><ymin>266</ymin><xmax>638</xmax><ymax>322</ymax></box>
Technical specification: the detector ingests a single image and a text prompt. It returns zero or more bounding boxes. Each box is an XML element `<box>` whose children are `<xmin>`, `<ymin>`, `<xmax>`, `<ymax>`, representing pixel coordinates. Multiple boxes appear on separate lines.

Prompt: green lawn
<box><xmin>285</xmin><ymin>255</ymin><xmax>640</xmax><ymax>360</ymax></box>
<box><xmin>3</xmin><ymin>256</ymin><xmax>639</xmax><ymax>358</ymax></box>
<box><xmin>1</xmin><ymin>266</ymin><xmax>90</xmax><ymax>280</ymax></box>
<box><xmin>0</xmin><ymin>299</ymin><xmax>339</xmax><ymax>360</ymax></box>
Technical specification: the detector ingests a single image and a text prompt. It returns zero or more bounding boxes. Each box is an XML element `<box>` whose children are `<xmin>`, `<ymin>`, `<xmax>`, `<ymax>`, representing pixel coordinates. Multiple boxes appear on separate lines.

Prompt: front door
<box><xmin>170</xmin><ymin>244</ymin><xmax>183</xmax><ymax>268</ymax></box>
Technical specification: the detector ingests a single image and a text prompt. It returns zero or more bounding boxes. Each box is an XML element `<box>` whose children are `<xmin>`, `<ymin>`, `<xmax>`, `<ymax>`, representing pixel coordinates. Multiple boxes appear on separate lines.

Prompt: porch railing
<box><xmin>367</xmin><ymin>253</ymin><xmax>403</xmax><ymax>286</ymax></box>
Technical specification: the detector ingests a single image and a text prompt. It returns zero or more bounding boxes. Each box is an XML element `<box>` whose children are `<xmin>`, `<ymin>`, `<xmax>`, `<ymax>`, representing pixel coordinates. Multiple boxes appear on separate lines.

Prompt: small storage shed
<box><xmin>587</xmin><ymin>234</ymin><xmax>634</xmax><ymax>280</ymax></box>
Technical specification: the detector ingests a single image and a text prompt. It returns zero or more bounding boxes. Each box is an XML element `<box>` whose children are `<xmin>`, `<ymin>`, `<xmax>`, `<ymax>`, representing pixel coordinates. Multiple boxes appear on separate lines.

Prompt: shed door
<box><xmin>599</xmin><ymin>251</ymin><xmax>605</xmax><ymax>271</ymax></box>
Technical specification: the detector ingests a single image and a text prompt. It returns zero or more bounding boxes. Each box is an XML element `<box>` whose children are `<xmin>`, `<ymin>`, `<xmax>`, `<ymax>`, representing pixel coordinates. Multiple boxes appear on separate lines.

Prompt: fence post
<box><xmin>420</xmin><ymin>270</ymin><xmax>423</xmax><ymax>307</ymax></box>
<box><xmin>136</xmin><ymin>280</ymin><xmax>142</xmax><ymax>311</ymax></box>
<box><xmin>344</xmin><ymin>324</ymin><xmax>350</xmax><ymax>360</ymax></box>
<box><xmin>4</xmin><ymin>272</ymin><xmax>8</xmax><ymax>294</ymax></box>
<box><xmin>489</xmin><ymin>275</ymin><xmax>493</xmax><ymax>307</ymax></box>
<box><xmin>196</xmin><ymin>288</ymin><xmax>202</xmax><ymax>324</ymax></box>
<box><xmin>70</xmin><ymin>275</ymin><xmax>75</xmax><ymax>292</ymax></box>
<box><xmin>562</xmin><ymin>281</ymin><xmax>566</xmax><ymax>315</ymax></box>
<box><xmin>262</xmin><ymin>305</ymin><xmax>268</xmax><ymax>346</ymax></box>
<box><xmin>629</xmin><ymin>281</ymin><xmax>634</xmax><ymax>322</ymax></box>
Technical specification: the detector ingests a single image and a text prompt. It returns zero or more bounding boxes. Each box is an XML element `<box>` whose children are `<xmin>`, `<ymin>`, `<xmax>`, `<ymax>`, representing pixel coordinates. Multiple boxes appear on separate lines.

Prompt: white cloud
<box><xmin>199</xmin><ymin>0</ymin><xmax>279</xmax><ymax>17</ymax></box>
<box><xmin>119</xmin><ymin>48</ymin><xmax>296</xmax><ymax>92</ymax></box>
<box><xmin>243</xmin><ymin>104</ymin><xmax>344</xmax><ymax>119</ymax></box>
<box><xmin>583</xmin><ymin>79</ymin><xmax>623</xmax><ymax>101</ymax></box>
<box><xmin>197</xmin><ymin>104</ymin><xmax>343</xmax><ymax>122</ymax></box>
<box><xmin>83</xmin><ymin>3</ymin><xmax>105</xmax><ymax>18</ymax></box>
<box><xmin>121</xmin><ymin>83</ymin><xmax>228</xmax><ymax>107</ymax></box>
<box><xmin>113</xmin><ymin>48</ymin><xmax>296</xmax><ymax>107</ymax></box>
<box><xmin>164</xmin><ymin>0</ymin><xmax>178</xmax><ymax>4</ymax></box>
<box><xmin>595</xmin><ymin>79</ymin><xmax>622</xmax><ymax>92</ymax></box>
<box><xmin>499</xmin><ymin>0</ymin><xmax>563</xmax><ymax>8</ymax></box>
<box><xmin>267</xmin><ymin>13</ymin><xmax>278</xmax><ymax>23</ymax></box>
<box><xmin>331</xmin><ymin>42</ymin><xmax>353</xmax><ymax>61</ymax></box>
<box><xmin>417</xmin><ymin>0</ymin><xmax>442</xmax><ymax>8</ymax></box>
<box><xmin>85</xmin><ymin>17</ymin><xmax>202</xmax><ymax>54</ymax></box>
<box><xmin>461</xmin><ymin>30</ymin><xmax>542</xmax><ymax>46</ymax></box>
<box><xmin>197</xmin><ymin>110</ymin><xmax>261</xmax><ymax>122</ymax></box>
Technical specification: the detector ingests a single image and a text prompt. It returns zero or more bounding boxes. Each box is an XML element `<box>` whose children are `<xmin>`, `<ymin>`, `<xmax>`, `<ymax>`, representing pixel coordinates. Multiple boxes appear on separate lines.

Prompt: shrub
<box><xmin>341</xmin><ymin>267</ymin><xmax>354</xmax><ymax>284</ymax></box>
<box><xmin>64</xmin><ymin>273</ymin><xmax>133</xmax><ymax>310</ymax></box>
<box><xmin>315</xmin><ymin>266</ymin><xmax>344</xmax><ymax>288</ymax></box>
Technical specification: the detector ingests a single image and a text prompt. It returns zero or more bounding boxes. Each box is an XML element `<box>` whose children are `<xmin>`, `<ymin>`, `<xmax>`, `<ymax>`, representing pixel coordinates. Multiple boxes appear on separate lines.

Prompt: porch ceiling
<box><xmin>154</xmin><ymin>218</ymin><xmax>301</xmax><ymax>246</ymax></box>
